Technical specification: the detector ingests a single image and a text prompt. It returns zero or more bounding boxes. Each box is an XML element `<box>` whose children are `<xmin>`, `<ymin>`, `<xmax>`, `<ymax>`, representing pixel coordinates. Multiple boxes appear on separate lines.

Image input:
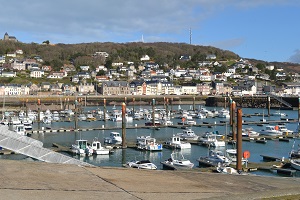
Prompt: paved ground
<box><xmin>0</xmin><ymin>160</ymin><xmax>300</xmax><ymax>200</ymax></box>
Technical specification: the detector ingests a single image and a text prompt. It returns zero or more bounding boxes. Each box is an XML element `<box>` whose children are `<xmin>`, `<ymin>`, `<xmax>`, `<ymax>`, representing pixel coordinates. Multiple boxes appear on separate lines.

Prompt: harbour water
<box><xmin>3</xmin><ymin>104</ymin><xmax>300</xmax><ymax>177</ymax></box>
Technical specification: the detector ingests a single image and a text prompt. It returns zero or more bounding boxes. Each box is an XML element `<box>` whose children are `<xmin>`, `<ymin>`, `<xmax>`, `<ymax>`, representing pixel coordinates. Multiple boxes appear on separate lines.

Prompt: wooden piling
<box><xmin>232</xmin><ymin>101</ymin><xmax>236</xmax><ymax>141</ymax></box>
<box><xmin>193</xmin><ymin>96</ymin><xmax>195</xmax><ymax>111</ymax></box>
<box><xmin>236</xmin><ymin>108</ymin><xmax>243</xmax><ymax>171</ymax></box>
<box><xmin>103</xmin><ymin>98</ymin><xmax>106</xmax><ymax>121</ymax></box>
<box><xmin>267</xmin><ymin>96</ymin><xmax>270</xmax><ymax>117</ymax></box>
<box><xmin>122</xmin><ymin>102</ymin><xmax>127</xmax><ymax>148</ymax></box>
<box><xmin>152</xmin><ymin>99</ymin><xmax>155</xmax><ymax>127</ymax></box>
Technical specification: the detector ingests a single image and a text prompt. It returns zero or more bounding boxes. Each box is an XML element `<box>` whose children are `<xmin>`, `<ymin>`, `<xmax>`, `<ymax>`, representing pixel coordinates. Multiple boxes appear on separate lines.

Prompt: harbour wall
<box><xmin>0</xmin><ymin>95</ymin><xmax>298</xmax><ymax>111</ymax></box>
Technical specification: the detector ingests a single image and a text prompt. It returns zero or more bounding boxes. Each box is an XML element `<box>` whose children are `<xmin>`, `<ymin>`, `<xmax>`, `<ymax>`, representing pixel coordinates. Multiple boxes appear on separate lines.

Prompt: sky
<box><xmin>1</xmin><ymin>0</ymin><xmax>300</xmax><ymax>63</ymax></box>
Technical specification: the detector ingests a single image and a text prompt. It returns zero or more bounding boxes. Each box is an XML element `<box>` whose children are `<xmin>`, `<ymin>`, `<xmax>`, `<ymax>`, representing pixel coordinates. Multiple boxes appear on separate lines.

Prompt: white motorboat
<box><xmin>104</xmin><ymin>132</ymin><xmax>122</xmax><ymax>144</ymax></box>
<box><xmin>162</xmin><ymin>153</ymin><xmax>194</xmax><ymax>169</ymax></box>
<box><xmin>164</xmin><ymin>135</ymin><xmax>191</xmax><ymax>149</ymax></box>
<box><xmin>90</xmin><ymin>139</ymin><xmax>110</xmax><ymax>155</ymax></box>
<box><xmin>277</xmin><ymin>125</ymin><xmax>293</xmax><ymax>135</ymax></box>
<box><xmin>126</xmin><ymin>160</ymin><xmax>157</xmax><ymax>170</ymax></box>
<box><xmin>198</xmin><ymin>133</ymin><xmax>225</xmax><ymax>147</ymax></box>
<box><xmin>260</xmin><ymin>125</ymin><xmax>282</xmax><ymax>136</ymax></box>
<box><xmin>225</xmin><ymin>148</ymin><xmax>247</xmax><ymax>165</ymax></box>
<box><xmin>197</xmin><ymin>149</ymin><xmax>231</xmax><ymax>167</ymax></box>
<box><xmin>136</xmin><ymin>136</ymin><xmax>163</xmax><ymax>151</ymax></box>
<box><xmin>78</xmin><ymin>114</ymin><xmax>87</xmax><ymax>121</ymax></box>
<box><xmin>177</xmin><ymin>128</ymin><xmax>199</xmax><ymax>140</ymax></box>
<box><xmin>218</xmin><ymin>108</ymin><xmax>230</xmax><ymax>118</ymax></box>
<box><xmin>71</xmin><ymin>139</ymin><xmax>93</xmax><ymax>156</ymax></box>
<box><xmin>290</xmin><ymin>159</ymin><xmax>300</xmax><ymax>171</ymax></box>
<box><xmin>273</xmin><ymin>110</ymin><xmax>287</xmax><ymax>117</ymax></box>
<box><xmin>23</xmin><ymin>121</ymin><xmax>33</xmax><ymax>130</ymax></box>
<box><xmin>242</xmin><ymin>127</ymin><xmax>260</xmax><ymax>137</ymax></box>
<box><xmin>86</xmin><ymin>113</ymin><xmax>97</xmax><ymax>121</ymax></box>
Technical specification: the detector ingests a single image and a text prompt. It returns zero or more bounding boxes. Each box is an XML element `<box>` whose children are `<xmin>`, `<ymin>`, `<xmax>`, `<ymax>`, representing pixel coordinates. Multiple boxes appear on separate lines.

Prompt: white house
<box><xmin>30</xmin><ymin>69</ymin><xmax>45</xmax><ymax>78</ymax></box>
<box><xmin>80</xmin><ymin>66</ymin><xmax>90</xmax><ymax>71</ymax></box>
<box><xmin>140</xmin><ymin>55</ymin><xmax>150</xmax><ymax>61</ymax></box>
<box><xmin>11</xmin><ymin>60</ymin><xmax>26</xmax><ymax>70</ymax></box>
<box><xmin>1</xmin><ymin>71</ymin><xmax>16</xmax><ymax>77</ymax></box>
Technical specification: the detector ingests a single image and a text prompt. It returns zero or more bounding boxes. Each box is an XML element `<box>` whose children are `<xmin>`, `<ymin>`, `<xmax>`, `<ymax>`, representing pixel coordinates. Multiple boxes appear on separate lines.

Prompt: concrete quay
<box><xmin>0</xmin><ymin>160</ymin><xmax>300</xmax><ymax>200</ymax></box>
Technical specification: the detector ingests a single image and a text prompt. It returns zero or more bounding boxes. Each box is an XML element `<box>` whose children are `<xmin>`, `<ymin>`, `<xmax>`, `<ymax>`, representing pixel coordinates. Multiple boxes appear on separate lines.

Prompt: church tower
<box><xmin>4</xmin><ymin>32</ymin><xmax>9</xmax><ymax>40</ymax></box>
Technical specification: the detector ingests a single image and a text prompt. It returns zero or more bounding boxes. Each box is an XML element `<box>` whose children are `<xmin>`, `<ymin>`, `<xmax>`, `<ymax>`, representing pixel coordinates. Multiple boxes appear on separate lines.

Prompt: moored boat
<box><xmin>161</xmin><ymin>153</ymin><xmax>194</xmax><ymax>170</ymax></box>
<box><xmin>104</xmin><ymin>132</ymin><xmax>122</xmax><ymax>145</ymax></box>
<box><xmin>136</xmin><ymin>136</ymin><xmax>163</xmax><ymax>151</ymax></box>
<box><xmin>126</xmin><ymin>160</ymin><xmax>157</xmax><ymax>170</ymax></box>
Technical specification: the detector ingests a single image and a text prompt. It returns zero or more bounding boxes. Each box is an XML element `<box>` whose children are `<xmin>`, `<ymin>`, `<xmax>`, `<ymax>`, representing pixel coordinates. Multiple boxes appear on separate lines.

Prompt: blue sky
<box><xmin>1</xmin><ymin>0</ymin><xmax>300</xmax><ymax>63</ymax></box>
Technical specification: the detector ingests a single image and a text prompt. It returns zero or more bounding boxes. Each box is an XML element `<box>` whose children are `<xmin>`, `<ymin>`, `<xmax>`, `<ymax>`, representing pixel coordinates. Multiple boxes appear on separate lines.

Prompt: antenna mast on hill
<box><xmin>189</xmin><ymin>28</ymin><xmax>192</xmax><ymax>45</ymax></box>
<box><xmin>142</xmin><ymin>34</ymin><xmax>144</xmax><ymax>43</ymax></box>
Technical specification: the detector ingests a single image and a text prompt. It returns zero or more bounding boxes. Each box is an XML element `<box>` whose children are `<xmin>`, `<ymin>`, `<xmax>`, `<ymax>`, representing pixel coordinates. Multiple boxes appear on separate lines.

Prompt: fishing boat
<box><xmin>126</xmin><ymin>160</ymin><xmax>157</xmax><ymax>170</ymax></box>
<box><xmin>90</xmin><ymin>139</ymin><xmax>110</xmax><ymax>155</ymax></box>
<box><xmin>71</xmin><ymin>139</ymin><xmax>93</xmax><ymax>156</ymax></box>
<box><xmin>164</xmin><ymin>135</ymin><xmax>191</xmax><ymax>149</ymax></box>
<box><xmin>161</xmin><ymin>153</ymin><xmax>194</xmax><ymax>170</ymax></box>
<box><xmin>136</xmin><ymin>136</ymin><xmax>163</xmax><ymax>151</ymax></box>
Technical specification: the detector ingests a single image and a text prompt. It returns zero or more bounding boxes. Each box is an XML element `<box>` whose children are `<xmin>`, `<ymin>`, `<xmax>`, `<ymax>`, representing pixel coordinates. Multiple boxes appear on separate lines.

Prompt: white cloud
<box><xmin>0</xmin><ymin>0</ymin><xmax>299</xmax><ymax>44</ymax></box>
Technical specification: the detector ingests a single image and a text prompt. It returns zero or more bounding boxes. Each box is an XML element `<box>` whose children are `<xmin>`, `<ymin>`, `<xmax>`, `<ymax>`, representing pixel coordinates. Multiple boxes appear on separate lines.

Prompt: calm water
<box><xmin>4</xmin><ymin>104</ymin><xmax>300</xmax><ymax>177</ymax></box>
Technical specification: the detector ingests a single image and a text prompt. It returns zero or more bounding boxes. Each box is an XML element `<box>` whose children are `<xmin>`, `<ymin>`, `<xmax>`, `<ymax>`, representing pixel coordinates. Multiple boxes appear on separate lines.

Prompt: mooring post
<box><xmin>132</xmin><ymin>97</ymin><xmax>135</xmax><ymax>115</ymax></box>
<box><xmin>267</xmin><ymin>96</ymin><xmax>270</xmax><ymax>117</ymax></box>
<box><xmin>171</xmin><ymin>97</ymin><xmax>173</xmax><ymax>113</ymax></box>
<box><xmin>121</xmin><ymin>102</ymin><xmax>127</xmax><ymax>148</ymax></box>
<box><xmin>152</xmin><ymin>99</ymin><xmax>155</xmax><ymax>126</ymax></box>
<box><xmin>298</xmin><ymin>97</ymin><xmax>300</xmax><ymax>123</ymax></box>
<box><xmin>37</xmin><ymin>99</ymin><xmax>41</xmax><ymax>130</ymax></box>
<box><xmin>193</xmin><ymin>96</ymin><xmax>195</xmax><ymax>111</ymax></box>
<box><xmin>74</xmin><ymin>99</ymin><xmax>78</xmax><ymax>130</ymax></box>
<box><xmin>166</xmin><ymin>98</ymin><xmax>169</xmax><ymax>118</ymax></box>
<box><xmin>103</xmin><ymin>98</ymin><xmax>106</xmax><ymax>121</ymax></box>
<box><xmin>224</xmin><ymin>96</ymin><xmax>227</xmax><ymax>109</ymax></box>
<box><xmin>229</xmin><ymin>98</ymin><xmax>233</xmax><ymax>126</ymax></box>
<box><xmin>232</xmin><ymin>101</ymin><xmax>237</xmax><ymax>141</ymax></box>
<box><xmin>236</xmin><ymin>108</ymin><xmax>243</xmax><ymax>172</ymax></box>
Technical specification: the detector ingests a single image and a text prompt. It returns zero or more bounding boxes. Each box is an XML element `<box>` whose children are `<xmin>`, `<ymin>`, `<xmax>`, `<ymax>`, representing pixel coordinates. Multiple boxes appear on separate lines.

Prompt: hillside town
<box><xmin>1</xmin><ymin>32</ymin><xmax>300</xmax><ymax>97</ymax></box>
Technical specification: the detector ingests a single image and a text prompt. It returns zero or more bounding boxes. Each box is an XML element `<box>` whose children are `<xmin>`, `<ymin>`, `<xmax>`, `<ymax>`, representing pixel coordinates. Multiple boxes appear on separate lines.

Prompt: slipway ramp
<box><xmin>0</xmin><ymin>125</ymin><xmax>93</xmax><ymax>167</ymax></box>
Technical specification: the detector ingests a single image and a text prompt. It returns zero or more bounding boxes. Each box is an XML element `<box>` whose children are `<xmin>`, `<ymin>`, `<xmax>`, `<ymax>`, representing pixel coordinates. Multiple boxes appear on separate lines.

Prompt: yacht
<box><xmin>242</xmin><ymin>127</ymin><xmax>260</xmax><ymax>137</ymax></box>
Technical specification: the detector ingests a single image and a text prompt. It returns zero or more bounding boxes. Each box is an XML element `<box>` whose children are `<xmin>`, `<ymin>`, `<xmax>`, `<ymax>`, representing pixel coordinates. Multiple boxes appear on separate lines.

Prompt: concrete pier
<box><xmin>0</xmin><ymin>159</ymin><xmax>300</xmax><ymax>200</ymax></box>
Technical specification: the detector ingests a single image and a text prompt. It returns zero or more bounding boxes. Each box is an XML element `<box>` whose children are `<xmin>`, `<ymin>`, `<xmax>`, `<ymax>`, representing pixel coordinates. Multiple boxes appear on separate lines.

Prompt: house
<box><xmin>281</xmin><ymin>82</ymin><xmax>300</xmax><ymax>96</ymax></box>
<box><xmin>129</xmin><ymin>80</ymin><xmax>145</xmax><ymax>95</ymax></box>
<box><xmin>181</xmin><ymin>84</ymin><xmax>198</xmax><ymax>95</ymax></box>
<box><xmin>11</xmin><ymin>60</ymin><xmax>25</xmax><ymax>70</ymax></box>
<box><xmin>145</xmin><ymin>62</ymin><xmax>159</xmax><ymax>70</ymax></box>
<box><xmin>100</xmin><ymin>81</ymin><xmax>130</xmax><ymax>95</ymax></box>
<box><xmin>42</xmin><ymin>65</ymin><xmax>52</xmax><ymax>71</ymax></box>
<box><xmin>95</xmin><ymin>75</ymin><xmax>109</xmax><ymax>82</ymax></box>
<box><xmin>4</xmin><ymin>84</ymin><xmax>30</xmax><ymax>96</ymax></box>
<box><xmin>61</xmin><ymin>64</ymin><xmax>76</xmax><ymax>72</ymax></box>
<box><xmin>206</xmin><ymin>54</ymin><xmax>216</xmax><ymax>60</ymax></box>
<box><xmin>78</xmin><ymin>83</ymin><xmax>95</xmax><ymax>94</ymax></box>
<box><xmin>71</xmin><ymin>75</ymin><xmax>79</xmax><ymax>83</ymax></box>
<box><xmin>30</xmin><ymin>69</ymin><xmax>44</xmax><ymax>78</ymax></box>
<box><xmin>112</xmin><ymin>62</ymin><xmax>123</xmax><ymax>67</ymax></box>
<box><xmin>41</xmin><ymin>82</ymin><xmax>51</xmax><ymax>91</ymax></box>
<box><xmin>15</xmin><ymin>49</ymin><xmax>23</xmax><ymax>55</ymax></box>
<box><xmin>93</xmin><ymin>51</ymin><xmax>109</xmax><ymax>58</ymax></box>
<box><xmin>80</xmin><ymin>66</ymin><xmax>90</xmax><ymax>71</ymax></box>
<box><xmin>77</xmin><ymin>72</ymin><xmax>90</xmax><ymax>79</ymax></box>
<box><xmin>1</xmin><ymin>71</ymin><xmax>16</xmax><ymax>77</ymax></box>
<box><xmin>96</xmin><ymin>65</ymin><xmax>107</xmax><ymax>72</ymax></box>
<box><xmin>140</xmin><ymin>55</ymin><xmax>150</xmax><ymax>61</ymax></box>
<box><xmin>6</xmin><ymin>52</ymin><xmax>16</xmax><ymax>58</ymax></box>
<box><xmin>266</xmin><ymin>65</ymin><xmax>275</xmax><ymax>70</ymax></box>
<box><xmin>197</xmin><ymin>83</ymin><xmax>211</xmax><ymax>95</ymax></box>
<box><xmin>179</xmin><ymin>55</ymin><xmax>191</xmax><ymax>61</ymax></box>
